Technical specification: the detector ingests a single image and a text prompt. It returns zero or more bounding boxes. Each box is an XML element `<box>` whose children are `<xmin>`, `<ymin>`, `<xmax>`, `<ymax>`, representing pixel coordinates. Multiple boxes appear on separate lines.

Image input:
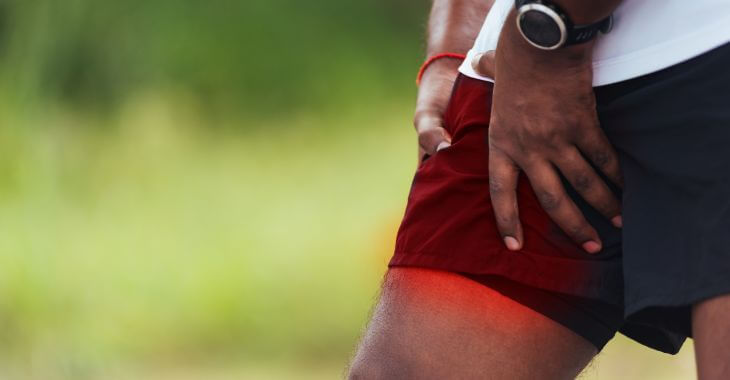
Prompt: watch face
<box><xmin>518</xmin><ymin>10</ymin><xmax>563</xmax><ymax>48</ymax></box>
<box><xmin>516</xmin><ymin>3</ymin><xmax>567</xmax><ymax>50</ymax></box>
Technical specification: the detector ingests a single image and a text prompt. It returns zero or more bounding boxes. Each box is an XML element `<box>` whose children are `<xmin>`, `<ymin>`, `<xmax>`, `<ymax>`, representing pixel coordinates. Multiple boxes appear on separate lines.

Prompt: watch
<box><xmin>514</xmin><ymin>0</ymin><xmax>613</xmax><ymax>50</ymax></box>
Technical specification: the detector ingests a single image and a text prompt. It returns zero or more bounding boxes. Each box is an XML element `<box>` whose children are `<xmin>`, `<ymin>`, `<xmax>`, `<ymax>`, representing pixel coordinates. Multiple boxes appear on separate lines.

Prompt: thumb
<box><xmin>418</xmin><ymin>126</ymin><xmax>452</xmax><ymax>156</ymax></box>
<box><xmin>415</xmin><ymin>111</ymin><xmax>452</xmax><ymax>155</ymax></box>
<box><xmin>471</xmin><ymin>50</ymin><xmax>496</xmax><ymax>79</ymax></box>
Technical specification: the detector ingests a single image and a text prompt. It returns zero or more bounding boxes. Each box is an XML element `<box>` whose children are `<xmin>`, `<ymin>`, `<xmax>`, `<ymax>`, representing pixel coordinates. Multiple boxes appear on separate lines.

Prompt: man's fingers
<box><xmin>472</xmin><ymin>50</ymin><xmax>496</xmax><ymax>79</ymax></box>
<box><xmin>524</xmin><ymin>161</ymin><xmax>603</xmax><ymax>254</ymax></box>
<box><xmin>418</xmin><ymin>127</ymin><xmax>451</xmax><ymax>156</ymax></box>
<box><xmin>576</xmin><ymin>123</ymin><xmax>624</xmax><ymax>188</ymax></box>
<box><xmin>555</xmin><ymin>147</ymin><xmax>622</xmax><ymax>228</ymax></box>
<box><xmin>416</xmin><ymin>112</ymin><xmax>452</xmax><ymax>155</ymax></box>
<box><xmin>489</xmin><ymin>150</ymin><xmax>523</xmax><ymax>251</ymax></box>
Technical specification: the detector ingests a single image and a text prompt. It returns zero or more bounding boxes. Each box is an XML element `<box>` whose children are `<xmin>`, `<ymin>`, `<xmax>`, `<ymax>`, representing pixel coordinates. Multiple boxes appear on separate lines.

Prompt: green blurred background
<box><xmin>0</xmin><ymin>1</ymin><xmax>697</xmax><ymax>379</ymax></box>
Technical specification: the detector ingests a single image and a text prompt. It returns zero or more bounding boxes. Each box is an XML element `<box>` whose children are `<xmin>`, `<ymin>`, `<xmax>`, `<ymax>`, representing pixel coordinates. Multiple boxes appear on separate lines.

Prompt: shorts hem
<box><xmin>626</xmin><ymin>277</ymin><xmax>730</xmax><ymax>317</ymax></box>
<box><xmin>462</xmin><ymin>273</ymin><xmax>619</xmax><ymax>352</ymax></box>
<box><xmin>390</xmin><ymin>251</ymin><xmax>623</xmax><ymax>306</ymax></box>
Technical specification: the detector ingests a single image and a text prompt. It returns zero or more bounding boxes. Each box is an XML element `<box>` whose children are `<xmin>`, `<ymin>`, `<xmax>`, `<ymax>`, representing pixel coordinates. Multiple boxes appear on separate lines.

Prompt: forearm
<box><xmin>414</xmin><ymin>0</ymin><xmax>494</xmax><ymax>156</ymax></box>
<box><xmin>416</xmin><ymin>0</ymin><xmax>494</xmax><ymax>119</ymax></box>
<box><xmin>426</xmin><ymin>0</ymin><xmax>494</xmax><ymax>56</ymax></box>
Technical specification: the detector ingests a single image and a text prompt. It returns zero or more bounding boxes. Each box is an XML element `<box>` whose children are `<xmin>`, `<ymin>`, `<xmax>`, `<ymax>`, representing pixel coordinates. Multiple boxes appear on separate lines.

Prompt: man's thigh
<box><xmin>348</xmin><ymin>267</ymin><xmax>597</xmax><ymax>380</ymax></box>
<box><xmin>693</xmin><ymin>294</ymin><xmax>730</xmax><ymax>380</ymax></box>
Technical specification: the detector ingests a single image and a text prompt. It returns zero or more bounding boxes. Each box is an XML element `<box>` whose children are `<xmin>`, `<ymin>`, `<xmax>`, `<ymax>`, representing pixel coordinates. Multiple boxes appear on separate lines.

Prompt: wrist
<box><xmin>499</xmin><ymin>8</ymin><xmax>594</xmax><ymax>75</ymax></box>
<box><xmin>514</xmin><ymin>0</ymin><xmax>614</xmax><ymax>51</ymax></box>
<box><xmin>415</xmin><ymin>58</ymin><xmax>462</xmax><ymax>124</ymax></box>
<box><xmin>417</xmin><ymin>53</ymin><xmax>465</xmax><ymax>85</ymax></box>
<box><xmin>421</xmin><ymin>57</ymin><xmax>462</xmax><ymax>82</ymax></box>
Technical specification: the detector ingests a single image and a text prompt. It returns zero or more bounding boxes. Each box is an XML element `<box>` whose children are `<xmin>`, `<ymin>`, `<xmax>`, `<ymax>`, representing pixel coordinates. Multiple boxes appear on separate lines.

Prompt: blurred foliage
<box><xmin>0</xmin><ymin>0</ymin><xmax>426</xmax><ymax>121</ymax></box>
<box><xmin>0</xmin><ymin>2</ymin><xmax>426</xmax><ymax>377</ymax></box>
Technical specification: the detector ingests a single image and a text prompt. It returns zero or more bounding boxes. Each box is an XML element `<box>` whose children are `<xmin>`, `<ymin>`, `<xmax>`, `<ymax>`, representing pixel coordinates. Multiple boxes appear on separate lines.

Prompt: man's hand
<box><xmin>416</xmin><ymin>108</ymin><xmax>452</xmax><ymax>162</ymax></box>
<box><xmin>415</xmin><ymin>58</ymin><xmax>461</xmax><ymax>162</ymax></box>
<box><xmin>479</xmin><ymin>9</ymin><xmax>623</xmax><ymax>254</ymax></box>
<box><xmin>417</xmin><ymin>52</ymin><xmax>497</xmax><ymax>161</ymax></box>
<box><xmin>415</xmin><ymin>0</ymin><xmax>493</xmax><ymax>162</ymax></box>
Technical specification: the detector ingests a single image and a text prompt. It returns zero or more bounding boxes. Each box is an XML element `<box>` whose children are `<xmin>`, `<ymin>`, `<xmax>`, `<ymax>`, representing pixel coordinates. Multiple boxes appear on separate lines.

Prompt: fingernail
<box><xmin>504</xmin><ymin>236</ymin><xmax>520</xmax><ymax>251</ymax></box>
<box><xmin>612</xmin><ymin>215</ymin><xmax>623</xmax><ymax>228</ymax></box>
<box><xmin>471</xmin><ymin>52</ymin><xmax>485</xmax><ymax>72</ymax></box>
<box><xmin>582</xmin><ymin>241</ymin><xmax>602</xmax><ymax>254</ymax></box>
<box><xmin>436</xmin><ymin>141</ymin><xmax>451</xmax><ymax>152</ymax></box>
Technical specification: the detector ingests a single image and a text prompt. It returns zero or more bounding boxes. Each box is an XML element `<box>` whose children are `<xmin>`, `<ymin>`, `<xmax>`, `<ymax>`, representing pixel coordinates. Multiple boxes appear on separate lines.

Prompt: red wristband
<box><xmin>416</xmin><ymin>53</ymin><xmax>467</xmax><ymax>86</ymax></box>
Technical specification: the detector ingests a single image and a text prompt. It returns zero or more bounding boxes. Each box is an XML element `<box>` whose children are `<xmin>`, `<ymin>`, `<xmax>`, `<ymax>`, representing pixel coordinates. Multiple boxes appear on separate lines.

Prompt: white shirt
<box><xmin>459</xmin><ymin>0</ymin><xmax>730</xmax><ymax>86</ymax></box>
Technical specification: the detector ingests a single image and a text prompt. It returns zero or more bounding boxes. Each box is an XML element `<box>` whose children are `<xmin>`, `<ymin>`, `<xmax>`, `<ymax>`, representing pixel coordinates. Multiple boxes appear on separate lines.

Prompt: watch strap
<box><xmin>568</xmin><ymin>17</ymin><xmax>613</xmax><ymax>46</ymax></box>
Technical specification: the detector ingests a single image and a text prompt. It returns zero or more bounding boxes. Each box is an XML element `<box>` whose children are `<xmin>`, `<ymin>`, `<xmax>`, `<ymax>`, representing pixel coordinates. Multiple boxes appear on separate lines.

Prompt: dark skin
<box><xmin>694</xmin><ymin>295</ymin><xmax>730</xmax><ymax>380</ymax></box>
<box><xmin>475</xmin><ymin>45</ymin><xmax>618</xmax><ymax>253</ymax></box>
<box><xmin>486</xmin><ymin>4</ymin><xmax>624</xmax><ymax>254</ymax></box>
<box><xmin>415</xmin><ymin>0</ymin><xmax>494</xmax><ymax>162</ymax></box>
<box><xmin>420</xmin><ymin>0</ymin><xmax>624</xmax><ymax>253</ymax></box>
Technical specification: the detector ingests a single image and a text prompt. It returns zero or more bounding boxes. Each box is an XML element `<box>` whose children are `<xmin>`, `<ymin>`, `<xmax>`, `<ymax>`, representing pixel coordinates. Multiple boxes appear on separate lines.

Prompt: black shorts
<box><xmin>391</xmin><ymin>42</ymin><xmax>730</xmax><ymax>353</ymax></box>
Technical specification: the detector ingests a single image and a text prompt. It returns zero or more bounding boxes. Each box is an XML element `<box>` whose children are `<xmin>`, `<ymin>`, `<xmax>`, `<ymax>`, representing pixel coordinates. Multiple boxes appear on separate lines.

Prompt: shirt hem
<box><xmin>458</xmin><ymin>17</ymin><xmax>730</xmax><ymax>87</ymax></box>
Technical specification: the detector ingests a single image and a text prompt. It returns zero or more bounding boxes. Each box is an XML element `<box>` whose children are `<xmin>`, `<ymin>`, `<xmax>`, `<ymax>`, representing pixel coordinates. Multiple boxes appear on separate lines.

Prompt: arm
<box><xmin>415</xmin><ymin>0</ymin><xmax>494</xmax><ymax>160</ymax></box>
<box><xmin>484</xmin><ymin>0</ymin><xmax>625</xmax><ymax>253</ymax></box>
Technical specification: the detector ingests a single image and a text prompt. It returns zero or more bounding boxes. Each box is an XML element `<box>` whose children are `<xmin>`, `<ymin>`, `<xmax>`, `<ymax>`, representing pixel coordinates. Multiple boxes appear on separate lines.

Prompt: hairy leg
<box><xmin>347</xmin><ymin>267</ymin><xmax>597</xmax><ymax>380</ymax></box>
<box><xmin>693</xmin><ymin>294</ymin><xmax>730</xmax><ymax>380</ymax></box>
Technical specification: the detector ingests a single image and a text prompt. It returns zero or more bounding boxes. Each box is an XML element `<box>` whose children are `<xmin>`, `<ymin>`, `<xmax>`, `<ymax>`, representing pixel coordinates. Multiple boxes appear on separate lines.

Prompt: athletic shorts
<box><xmin>390</xmin><ymin>42</ymin><xmax>730</xmax><ymax>353</ymax></box>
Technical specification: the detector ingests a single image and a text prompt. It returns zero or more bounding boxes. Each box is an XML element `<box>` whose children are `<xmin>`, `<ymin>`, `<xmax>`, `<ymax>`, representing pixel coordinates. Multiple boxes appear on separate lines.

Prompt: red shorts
<box><xmin>389</xmin><ymin>74</ymin><xmax>684</xmax><ymax>353</ymax></box>
<box><xmin>391</xmin><ymin>75</ymin><xmax>623</xmax><ymax>302</ymax></box>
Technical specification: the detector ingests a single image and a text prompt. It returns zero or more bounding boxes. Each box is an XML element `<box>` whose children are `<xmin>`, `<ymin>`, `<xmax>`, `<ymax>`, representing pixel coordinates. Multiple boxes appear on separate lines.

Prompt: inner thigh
<box><xmin>693</xmin><ymin>294</ymin><xmax>730</xmax><ymax>380</ymax></box>
<box><xmin>348</xmin><ymin>267</ymin><xmax>598</xmax><ymax>380</ymax></box>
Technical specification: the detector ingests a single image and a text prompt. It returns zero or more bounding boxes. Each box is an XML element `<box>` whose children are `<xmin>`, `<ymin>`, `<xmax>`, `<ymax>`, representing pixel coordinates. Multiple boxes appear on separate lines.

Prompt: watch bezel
<box><xmin>516</xmin><ymin>3</ymin><xmax>568</xmax><ymax>51</ymax></box>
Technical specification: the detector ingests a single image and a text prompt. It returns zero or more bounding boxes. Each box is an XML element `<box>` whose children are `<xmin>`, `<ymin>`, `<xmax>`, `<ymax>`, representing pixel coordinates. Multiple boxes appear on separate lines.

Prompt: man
<box><xmin>349</xmin><ymin>0</ymin><xmax>730</xmax><ymax>379</ymax></box>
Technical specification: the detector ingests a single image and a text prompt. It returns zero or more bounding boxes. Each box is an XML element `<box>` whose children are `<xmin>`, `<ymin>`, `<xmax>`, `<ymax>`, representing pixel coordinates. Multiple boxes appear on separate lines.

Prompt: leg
<box><xmin>693</xmin><ymin>294</ymin><xmax>730</xmax><ymax>380</ymax></box>
<box><xmin>347</xmin><ymin>267</ymin><xmax>598</xmax><ymax>379</ymax></box>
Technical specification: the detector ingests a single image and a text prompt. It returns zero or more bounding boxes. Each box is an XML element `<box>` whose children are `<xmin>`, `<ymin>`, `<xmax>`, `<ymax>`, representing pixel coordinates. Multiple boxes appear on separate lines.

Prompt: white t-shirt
<box><xmin>459</xmin><ymin>0</ymin><xmax>730</xmax><ymax>86</ymax></box>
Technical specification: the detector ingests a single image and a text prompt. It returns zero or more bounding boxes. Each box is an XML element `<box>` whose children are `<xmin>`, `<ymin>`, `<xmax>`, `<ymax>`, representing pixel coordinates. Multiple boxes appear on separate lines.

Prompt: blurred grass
<box><xmin>0</xmin><ymin>90</ymin><xmax>416</xmax><ymax>378</ymax></box>
<box><xmin>0</xmin><ymin>1</ymin><xmax>702</xmax><ymax>379</ymax></box>
<box><xmin>0</xmin><ymin>1</ymin><xmax>426</xmax><ymax>377</ymax></box>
